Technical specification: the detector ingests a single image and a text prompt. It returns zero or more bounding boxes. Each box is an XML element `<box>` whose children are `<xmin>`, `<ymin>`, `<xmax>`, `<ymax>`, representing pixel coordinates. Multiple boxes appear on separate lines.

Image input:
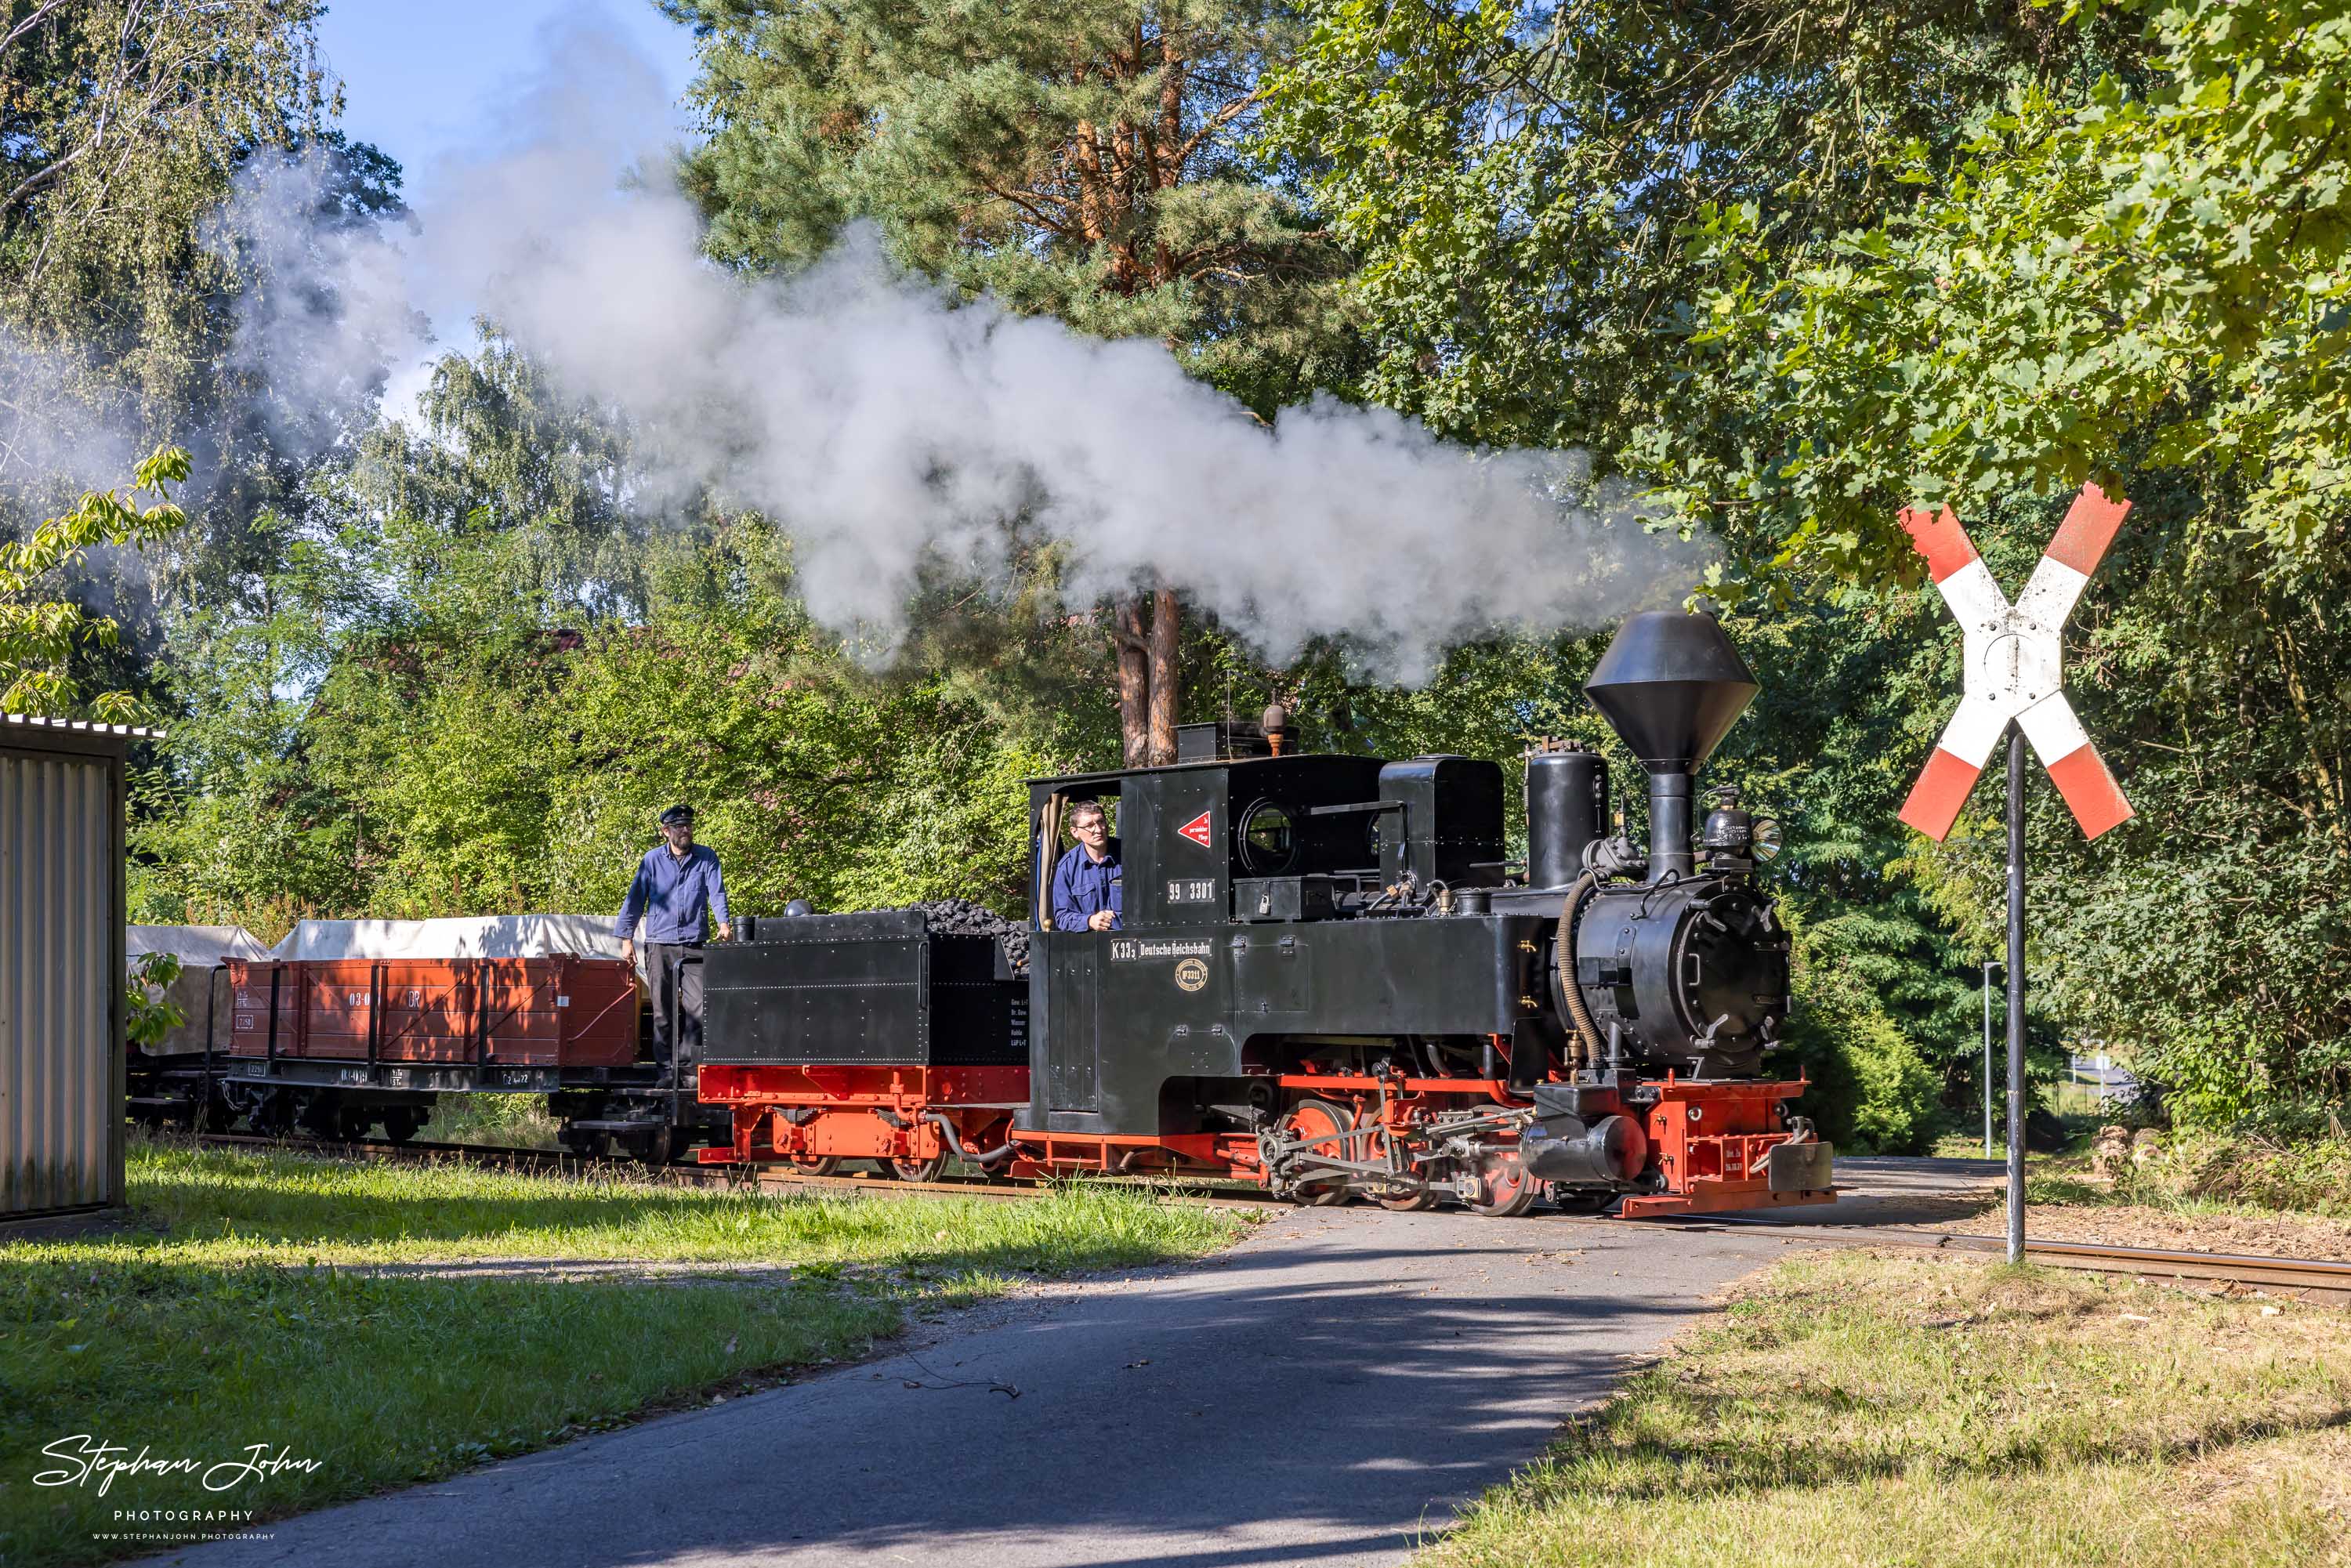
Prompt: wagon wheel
<box><xmin>783</xmin><ymin>1153</ymin><xmax>842</xmax><ymax>1178</ymax></box>
<box><xmin>636</xmin><ymin>1124</ymin><xmax>676</xmax><ymax>1167</ymax></box>
<box><xmin>251</xmin><ymin>1090</ymin><xmax>298</xmax><ymax>1138</ymax></box>
<box><xmin>1279</xmin><ymin>1099</ymin><xmax>1357</xmax><ymax>1207</ymax></box>
<box><xmin>177</xmin><ymin>1077</ymin><xmax>229</xmax><ymax>1135</ymax></box>
<box><xmin>1463</xmin><ymin>1146</ymin><xmax>1539</xmax><ymax>1219</ymax></box>
<box><xmin>379</xmin><ymin>1106</ymin><xmax>424</xmax><ymax>1146</ymax></box>
<box><xmin>891</xmin><ymin>1153</ymin><xmax>950</xmax><ymax>1184</ymax></box>
<box><xmin>336</xmin><ymin>1106</ymin><xmax>374</xmax><ymax>1143</ymax></box>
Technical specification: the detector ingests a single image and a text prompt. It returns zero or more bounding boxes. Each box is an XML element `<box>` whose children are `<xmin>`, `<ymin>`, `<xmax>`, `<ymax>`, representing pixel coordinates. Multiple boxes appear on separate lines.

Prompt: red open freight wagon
<box><xmin>226</xmin><ymin>955</ymin><xmax>641</xmax><ymax>1092</ymax></box>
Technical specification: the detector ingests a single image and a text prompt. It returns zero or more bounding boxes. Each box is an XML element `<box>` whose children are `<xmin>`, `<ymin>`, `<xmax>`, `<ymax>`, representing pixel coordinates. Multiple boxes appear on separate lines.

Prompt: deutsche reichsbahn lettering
<box><xmin>1108</xmin><ymin>937</ymin><xmax>1213</xmax><ymax>963</ymax></box>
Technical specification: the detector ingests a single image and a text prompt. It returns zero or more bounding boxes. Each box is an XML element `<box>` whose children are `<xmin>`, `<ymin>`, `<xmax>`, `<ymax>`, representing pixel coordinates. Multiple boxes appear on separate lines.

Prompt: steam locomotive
<box><xmin>696</xmin><ymin>608</ymin><xmax>1835</xmax><ymax>1217</ymax></box>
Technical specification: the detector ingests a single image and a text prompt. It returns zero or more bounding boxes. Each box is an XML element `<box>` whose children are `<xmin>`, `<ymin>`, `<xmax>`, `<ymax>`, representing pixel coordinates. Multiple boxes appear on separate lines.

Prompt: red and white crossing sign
<box><xmin>1897</xmin><ymin>483</ymin><xmax>2135</xmax><ymax>841</ymax></box>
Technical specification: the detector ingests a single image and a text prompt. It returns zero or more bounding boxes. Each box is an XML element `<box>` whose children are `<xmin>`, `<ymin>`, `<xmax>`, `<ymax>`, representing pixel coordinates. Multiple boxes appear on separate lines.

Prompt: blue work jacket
<box><xmin>614</xmin><ymin>843</ymin><xmax>730</xmax><ymax>946</ymax></box>
<box><xmin>1050</xmin><ymin>839</ymin><xmax>1122</xmax><ymax>932</ymax></box>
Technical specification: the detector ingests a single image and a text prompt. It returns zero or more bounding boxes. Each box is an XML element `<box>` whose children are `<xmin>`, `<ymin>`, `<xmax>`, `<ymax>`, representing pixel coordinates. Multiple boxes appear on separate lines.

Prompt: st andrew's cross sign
<box><xmin>1894</xmin><ymin>480</ymin><xmax>2136</xmax><ymax>1264</ymax></box>
<box><xmin>1897</xmin><ymin>483</ymin><xmax>2135</xmax><ymax>842</ymax></box>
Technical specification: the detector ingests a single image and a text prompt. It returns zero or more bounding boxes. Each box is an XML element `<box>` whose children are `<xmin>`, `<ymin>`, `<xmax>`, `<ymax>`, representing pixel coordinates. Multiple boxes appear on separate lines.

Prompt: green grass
<box><xmin>2</xmin><ymin>1139</ymin><xmax>1245</xmax><ymax>1567</ymax></box>
<box><xmin>418</xmin><ymin>1091</ymin><xmax>562</xmax><ymax>1148</ymax></box>
<box><xmin>1425</xmin><ymin>1251</ymin><xmax>2351</xmax><ymax>1568</ymax></box>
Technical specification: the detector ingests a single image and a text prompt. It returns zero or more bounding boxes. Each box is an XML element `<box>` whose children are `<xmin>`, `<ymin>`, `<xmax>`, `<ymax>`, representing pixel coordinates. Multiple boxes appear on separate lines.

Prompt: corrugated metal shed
<box><xmin>2</xmin><ymin>712</ymin><xmax>148</xmax><ymax>1219</ymax></box>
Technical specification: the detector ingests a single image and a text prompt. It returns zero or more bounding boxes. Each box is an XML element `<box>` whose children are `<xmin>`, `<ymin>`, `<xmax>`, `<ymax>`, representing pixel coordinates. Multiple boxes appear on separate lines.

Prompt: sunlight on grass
<box><xmin>1425</xmin><ymin>1251</ymin><xmax>2351</xmax><ymax>1568</ymax></box>
<box><xmin>1</xmin><ymin>1139</ymin><xmax>1247</xmax><ymax>1567</ymax></box>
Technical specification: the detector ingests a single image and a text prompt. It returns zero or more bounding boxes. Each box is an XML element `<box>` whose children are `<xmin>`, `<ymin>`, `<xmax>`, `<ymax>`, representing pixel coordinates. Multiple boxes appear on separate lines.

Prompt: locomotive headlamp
<box><xmin>1751</xmin><ymin>817</ymin><xmax>1784</xmax><ymax>862</ymax></box>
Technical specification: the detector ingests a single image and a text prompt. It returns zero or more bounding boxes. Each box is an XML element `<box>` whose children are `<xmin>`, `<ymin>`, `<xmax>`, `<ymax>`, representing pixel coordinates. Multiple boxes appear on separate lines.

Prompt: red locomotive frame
<box><xmin>698</xmin><ymin>1045</ymin><xmax>1831</xmax><ymax>1218</ymax></box>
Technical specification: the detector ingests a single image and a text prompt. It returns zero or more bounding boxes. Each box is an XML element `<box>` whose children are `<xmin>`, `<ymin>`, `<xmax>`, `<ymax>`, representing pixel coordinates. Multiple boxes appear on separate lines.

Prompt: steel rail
<box><xmin>1659</xmin><ymin>1213</ymin><xmax>2351</xmax><ymax>1302</ymax></box>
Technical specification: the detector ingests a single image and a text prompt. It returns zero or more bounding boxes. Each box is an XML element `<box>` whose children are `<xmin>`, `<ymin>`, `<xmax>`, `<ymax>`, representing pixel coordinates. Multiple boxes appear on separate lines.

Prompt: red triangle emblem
<box><xmin>1176</xmin><ymin>810</ymin><xmax>1213</xmax><ymax>848</ymax></box>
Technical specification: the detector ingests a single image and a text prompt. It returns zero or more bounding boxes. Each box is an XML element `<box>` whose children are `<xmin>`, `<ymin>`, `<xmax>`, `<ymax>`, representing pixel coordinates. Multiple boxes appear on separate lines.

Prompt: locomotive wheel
<box><xmin>784</xmin><ymin>1153</ymin><xmax>842</xmax><ymax>1178</ymax></box>
<box><xmin>891</xmin><ymin>1153</ymin><xmax>950</xmax><ymax>1183</ymax></box>
<box><xmin>1280</xmin><ymin>1099</ymin><xmax>1357</xmax><ymax>1207</ymax></box>
<box><xmin>1463</xmin><ymin>1149</ymin><xmax>1539</xmax><ymax>1219</ymax></box>
<box><xmin>1366</xmin><ymin>1126</ymin><xmax>1437</xmax><ymax>1210</ymax></box>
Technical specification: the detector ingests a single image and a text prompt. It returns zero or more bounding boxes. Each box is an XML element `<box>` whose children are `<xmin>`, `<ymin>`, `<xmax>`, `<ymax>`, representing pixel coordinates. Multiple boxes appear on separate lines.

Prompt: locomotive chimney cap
<box><xmin>1584</xmin><ymin>608</ymin><xmax>1759</xmax><ymax>773</ymax></box>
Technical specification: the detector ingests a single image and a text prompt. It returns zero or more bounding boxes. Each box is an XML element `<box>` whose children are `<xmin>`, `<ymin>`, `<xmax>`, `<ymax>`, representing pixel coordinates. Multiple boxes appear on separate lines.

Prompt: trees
<box><xmin>2</xmin><ymin>1</ymin><xmax>348</xmax><ymax>470</ymax></box>
<box><xmin>668</xmin><ymin>0</ymin><xmax>1357</xmax><ymax>763</ymax></box>
<box><xmin>1262</xmin><ymin>0</ymin><xmax>2143</xmax><ymax>449</ymax></box>
<box><xmin>0</xmin><ymin>445</ymin><xmax>190</xmax><ymax>716</ymax></box>
<box><xmin>1264</xmin><ymin>0</ymin><xmax>2349</xmax><ymax>1127</ymax></box>
<box><xmin>2</xmin><ymin>1</ymin><xmax>402</xmax><ymax>721</ymax></box>
<box><xmin>1654</xmin><ymin>0</ymin><xmax>2351</xmax><ymax>1124</ymax></box>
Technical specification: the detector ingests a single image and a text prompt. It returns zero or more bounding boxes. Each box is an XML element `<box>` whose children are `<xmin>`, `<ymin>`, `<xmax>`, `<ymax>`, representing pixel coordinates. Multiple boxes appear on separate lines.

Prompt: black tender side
<box><xmin>702</xmin><ymin>910</ymin><xmax>1028</xmax><ymax>1068</ymax></box>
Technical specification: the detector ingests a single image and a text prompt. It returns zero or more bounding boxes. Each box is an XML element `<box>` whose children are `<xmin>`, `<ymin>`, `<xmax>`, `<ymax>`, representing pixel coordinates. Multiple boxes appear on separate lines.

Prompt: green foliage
<box><xmin>669</xmin><ymin>0</ymin><xmax>1360</xmax><ymax>414</ymax></box>
<box><xmin>1264</xmin><ymin>0</ymin><xmax>2350</xmax><ymax>1132</ymax></box>
<box><xmin>0</xmin><ymin>445</ymin><xmax>191</xmax><ymax>717</ymax></box>
<box><xmin>1262</xmin><ymin>0</ymin><xmax>2140</xmax><ymax>446</ymax></box>
<box><xmin>125</xmin><ymin>951</ymin><xmax>187</xmax><ymax>1051</ymax></box>
<box><xmin>2116</xmin><ymin>1132</ymin><xmax>2351</xmax><ymax>1217</ymax></box>
<box><xmin>1773</xmin><ymin>911</ymin><xmax>1942</xmax><ymax>1154</ymax></box>
<box><xmin>1655</xmin><ymin>0</ymin><xmax>2351</xmax><ymax>578</ymax></box>
<box><xmin>133</xmin><ymin>518</ymin><xmax>1060</xmax><ymax>926</ymax></box>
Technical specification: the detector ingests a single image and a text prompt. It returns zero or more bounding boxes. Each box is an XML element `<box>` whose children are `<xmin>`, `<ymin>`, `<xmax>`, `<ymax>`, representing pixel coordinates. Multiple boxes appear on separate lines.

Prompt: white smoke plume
<box><xmin>269</xmin><ymin>11</ymin><xmax>1708</xmax><ymax>671</ymax></box>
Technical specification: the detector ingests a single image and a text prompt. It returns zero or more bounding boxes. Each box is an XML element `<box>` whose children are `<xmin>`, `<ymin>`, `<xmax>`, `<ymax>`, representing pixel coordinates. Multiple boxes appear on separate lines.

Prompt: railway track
<box><xmin>189</xmin><ymin>1132</ymin><xmax>1282</xmax><ymax>1208</ymax></box>
<box><xmin>191</xmin><ymin>1132</ymin><xmax>2351</xmax><ymax>1302</ymax></box>
<box><xmin>1671</xmin><ymin>1213</ymin><xmax>2351</xmax><ymax>1305</ymax></box>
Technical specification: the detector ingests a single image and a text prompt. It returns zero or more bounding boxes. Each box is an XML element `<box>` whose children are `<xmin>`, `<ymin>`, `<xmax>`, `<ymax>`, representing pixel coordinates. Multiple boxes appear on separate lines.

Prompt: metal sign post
<box><xmin>2005</xmin><ymin>730</ymin><xmax>2027</xmax><ymax>1263</ymax></box>
<box><xmin>1897</xmin><ymin>483</ymin><xmax>2136</xmax><ymax>1265</ymax></box>
<box><xmin>1981</xmin><ymin>959</ymin><xmax>1995</xmax><ymax>1159</ymax></box>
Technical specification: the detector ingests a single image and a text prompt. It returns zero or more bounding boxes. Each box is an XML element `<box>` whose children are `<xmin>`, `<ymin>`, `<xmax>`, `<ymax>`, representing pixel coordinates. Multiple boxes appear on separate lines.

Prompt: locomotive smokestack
<box><xmin>1583</xmin><ymin>609</ymin><xmax>1759</xmax><ymax>882</ymax></box>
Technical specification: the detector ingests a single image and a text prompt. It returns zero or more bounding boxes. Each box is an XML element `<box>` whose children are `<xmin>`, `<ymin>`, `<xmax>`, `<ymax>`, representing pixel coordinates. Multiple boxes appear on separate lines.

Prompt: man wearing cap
<box><xmin>615</xmin><ymin>805</ymin><xmax>731</xmax><ymax>1085</ymax></box>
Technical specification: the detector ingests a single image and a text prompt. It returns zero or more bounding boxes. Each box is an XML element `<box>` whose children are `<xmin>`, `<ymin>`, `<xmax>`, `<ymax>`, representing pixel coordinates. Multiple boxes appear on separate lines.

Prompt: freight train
<box><xmin>138</xmin><ymin>608</ymin><xmax>1834</xmax><ymax>1218</ymax></box>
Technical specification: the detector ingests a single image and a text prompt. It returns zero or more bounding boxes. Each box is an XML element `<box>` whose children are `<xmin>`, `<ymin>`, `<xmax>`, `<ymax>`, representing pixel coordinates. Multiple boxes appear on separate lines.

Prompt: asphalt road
<box><xmin>155</xmin><ymin>1161</ymin><xmax>1998</xmax><ymax>1568</ymax></box>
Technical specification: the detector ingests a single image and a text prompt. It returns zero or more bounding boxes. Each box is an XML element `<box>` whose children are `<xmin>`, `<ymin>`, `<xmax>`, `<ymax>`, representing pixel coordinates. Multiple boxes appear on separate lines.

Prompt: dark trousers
<box><xmin>644</xmin><ymin>942</ymin><xmax>704</xmax><ymax>1069</ymax></box>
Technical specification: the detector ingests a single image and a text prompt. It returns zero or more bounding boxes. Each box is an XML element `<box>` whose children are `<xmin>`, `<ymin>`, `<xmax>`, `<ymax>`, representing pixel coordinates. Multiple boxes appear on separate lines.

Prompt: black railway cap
<box><xmin>658</xmin><ymin>802</ymin><xmax>696</xmax><ymax>827</ymax></box>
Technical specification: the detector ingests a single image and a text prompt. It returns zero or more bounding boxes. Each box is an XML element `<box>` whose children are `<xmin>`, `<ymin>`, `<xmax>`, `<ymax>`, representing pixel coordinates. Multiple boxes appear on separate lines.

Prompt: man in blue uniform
<box><xmin>615</xmin><ymin>803</ymin><xmax>731</xmax><ymax>1085</ymax></box>
<box><xmin>1050</xmin><ymin>799</ymin><xmax>1121</xmax><ymax>932</ymax></box>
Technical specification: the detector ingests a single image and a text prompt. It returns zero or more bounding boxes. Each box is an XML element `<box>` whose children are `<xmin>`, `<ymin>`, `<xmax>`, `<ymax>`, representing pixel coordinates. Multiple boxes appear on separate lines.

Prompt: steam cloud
<box><xmin>64</xmin><ymin>10</ymin><xmax>1713</xmax><ymax>673</ymax></box>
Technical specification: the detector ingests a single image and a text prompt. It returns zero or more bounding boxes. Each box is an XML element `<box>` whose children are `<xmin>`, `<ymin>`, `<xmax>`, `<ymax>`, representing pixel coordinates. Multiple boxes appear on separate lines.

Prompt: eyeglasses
<box><xmin>1073</xmin><ymin>820</ymin><xmax>1107</xmax><ymax>832</ymax></box>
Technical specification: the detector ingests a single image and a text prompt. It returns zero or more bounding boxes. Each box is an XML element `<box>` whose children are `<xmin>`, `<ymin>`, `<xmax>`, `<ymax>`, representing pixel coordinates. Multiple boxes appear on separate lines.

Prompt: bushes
<box><xmin>2115</xmin><ymin>1134</ymin><xmax>2351</xmax><ymax>1219</ymax></box>
<box><xmin>1777</xmin><ymin>925</ymin><xmax>1941</xmax><ymax>1154</ymax></box>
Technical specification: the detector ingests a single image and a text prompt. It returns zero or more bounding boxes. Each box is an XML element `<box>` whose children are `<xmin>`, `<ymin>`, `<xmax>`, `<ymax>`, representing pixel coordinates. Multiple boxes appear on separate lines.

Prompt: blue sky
<box><xmin>317</xmin><ymin>1</ymin><xmax>702</xmax><ymax>194</ymax></box>
<box><xmin>315</xmin><ymin>3</ymin><xmax>705</xmax><ymax>415</ymax></box>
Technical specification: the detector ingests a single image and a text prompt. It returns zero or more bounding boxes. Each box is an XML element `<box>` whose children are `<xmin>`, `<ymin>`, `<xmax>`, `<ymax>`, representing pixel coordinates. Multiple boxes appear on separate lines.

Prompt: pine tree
<box><xmin>667</xmin><ymin>0</ymin><xmax>1354</xmax><ymax>763</ymax></box>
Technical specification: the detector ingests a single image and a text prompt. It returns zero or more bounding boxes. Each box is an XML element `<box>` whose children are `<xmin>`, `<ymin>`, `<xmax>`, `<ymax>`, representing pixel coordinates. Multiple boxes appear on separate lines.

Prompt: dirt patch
<box><xmin>1935</xmin><ymin>1200</ymin><xmax>2351</xmax><ymax>1262</ymax></box>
